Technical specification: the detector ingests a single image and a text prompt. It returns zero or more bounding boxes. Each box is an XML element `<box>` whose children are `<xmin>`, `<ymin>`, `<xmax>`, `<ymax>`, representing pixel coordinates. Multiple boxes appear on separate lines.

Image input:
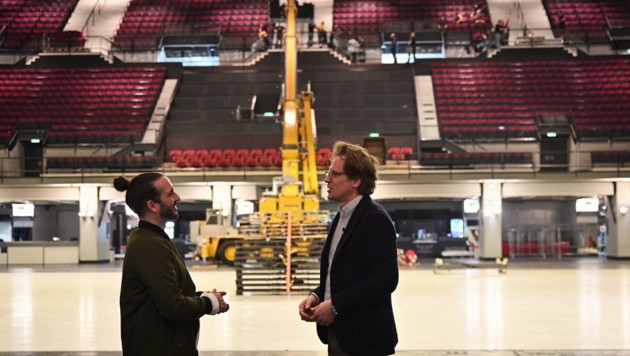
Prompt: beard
<box><xmin>159</xmin><ymin>200</ymin><xmax>179</xmax><ymax>221</ymax></box>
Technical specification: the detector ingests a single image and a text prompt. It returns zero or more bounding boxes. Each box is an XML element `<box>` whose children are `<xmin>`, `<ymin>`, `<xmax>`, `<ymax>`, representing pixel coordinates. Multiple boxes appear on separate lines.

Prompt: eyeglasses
<box><xmin>325</xmin><ymin>169</ymin><xmax>346</xmax><ymax>178</ymax></box>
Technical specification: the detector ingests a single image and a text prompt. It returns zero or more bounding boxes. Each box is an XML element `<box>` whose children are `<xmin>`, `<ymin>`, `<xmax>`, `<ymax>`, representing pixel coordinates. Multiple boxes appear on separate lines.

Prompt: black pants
<box><xmin>327</xmin><ymin>327</ymin><xmax>351</xmax><ymax>356</ymax></box>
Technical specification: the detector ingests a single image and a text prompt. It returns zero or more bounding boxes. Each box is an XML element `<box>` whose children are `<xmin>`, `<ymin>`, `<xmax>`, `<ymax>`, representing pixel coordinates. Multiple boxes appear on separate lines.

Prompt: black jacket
<box><xmin>312</xmin><ymin>195</ymin><xmax>399</xmax><ymax>355</ymax></box>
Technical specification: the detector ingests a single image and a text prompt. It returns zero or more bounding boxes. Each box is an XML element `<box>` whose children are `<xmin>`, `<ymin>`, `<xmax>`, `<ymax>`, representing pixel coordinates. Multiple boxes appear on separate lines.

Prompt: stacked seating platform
<box><xmin>303</xmin><ymin>66</ymin><xmax>418</xmax><ymax>150</ymax></box>
<box><xmin>166</xmin><ymin>68</ymin><xmax>283</xmax><ymax>151</ymax></box>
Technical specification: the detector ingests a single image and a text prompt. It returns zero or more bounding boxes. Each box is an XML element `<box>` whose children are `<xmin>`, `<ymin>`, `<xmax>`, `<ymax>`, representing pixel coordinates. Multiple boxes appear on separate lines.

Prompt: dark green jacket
<box><xmin>120</xmin><ymin>221</ymin><xmax>207</xmax><ymax>356</ymax></box>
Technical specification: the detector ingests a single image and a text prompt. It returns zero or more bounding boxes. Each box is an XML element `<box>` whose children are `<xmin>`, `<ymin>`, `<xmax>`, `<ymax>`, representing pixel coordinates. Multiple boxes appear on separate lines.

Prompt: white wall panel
<box><xmin>232</xmin><ymin>184</ymin><xmax>258</xmax><ymax>200</ymax></box>
<box><xmin>173</xmin><ymin>185</ymin><xmax>212</xmax><ymax>201</ymax></box>
<box><xmin>373</xmin><ymin>183</ymin><xmax>481</xmax><ymax>200</ymax></box>
<box><xmin>503</xmin><ymin>182</ymin><xmax>614</xmax><ymax>197</ymax></box>
<box><xmin>0</xmin><ymin>187</ymin><xmax>80</xmax><ymax>201</ymax></box>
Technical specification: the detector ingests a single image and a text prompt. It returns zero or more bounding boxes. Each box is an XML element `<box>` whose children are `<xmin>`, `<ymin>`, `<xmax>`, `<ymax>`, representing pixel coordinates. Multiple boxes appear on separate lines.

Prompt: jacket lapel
<box><xmin>331</xmin><ymin>195</ymin><xmax>371</xmax><ymax>261</ymax></box>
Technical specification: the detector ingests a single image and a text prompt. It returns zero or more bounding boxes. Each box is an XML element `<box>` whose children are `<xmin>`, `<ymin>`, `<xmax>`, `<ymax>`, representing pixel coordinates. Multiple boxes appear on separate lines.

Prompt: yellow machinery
<box><xmin>190</xmin><ymin>209</ymin><xmax>240</xmax><ymax>264</ymax></box>
<box><xmin>259</xmin><ymin>0</ymin><xmax>320</xmax><ymax>221</ymax></box>
<box><xmin>191</xmin><ymin>208</ymin><xmax>328</xmax><ymax>265</ymax></box>
<box><xmin>192</xmin><ymin>0</ymin><xmax>327</xmax><ymax>266</ymax></box>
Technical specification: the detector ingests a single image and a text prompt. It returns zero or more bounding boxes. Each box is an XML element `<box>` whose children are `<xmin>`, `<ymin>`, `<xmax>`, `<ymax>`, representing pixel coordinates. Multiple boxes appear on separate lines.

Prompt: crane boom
<box><xmin>260</xmin><ymin>0</ymin><xmax>320</xmax><ymax>219</ymax></box>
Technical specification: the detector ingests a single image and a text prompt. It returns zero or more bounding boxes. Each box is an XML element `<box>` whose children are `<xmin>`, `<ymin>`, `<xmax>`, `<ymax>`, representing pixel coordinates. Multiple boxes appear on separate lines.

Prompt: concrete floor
<box><xmin>1</xmin><ymin>257</ymin><xmax>629</xmax><ymax>355</ymax></box>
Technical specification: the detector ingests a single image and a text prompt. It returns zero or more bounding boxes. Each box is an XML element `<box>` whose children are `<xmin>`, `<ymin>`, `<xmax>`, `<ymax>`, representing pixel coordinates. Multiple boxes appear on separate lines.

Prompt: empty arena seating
<box><xmin>431</xmin><ymin>59</ymin><xmax>630</xmax><ymax>142</ymax></box>
<box><xmin>591</xmin><ymin>150</ymin><xmax>630</xmax><ymax>165</ymax></box>
<box><xmin>0</xmin><ymin>0</ymin><xmax>78</xmax><ymax>49</ymax></box>
<box><xmin>0</xmin><ymin>66</ymin><xmax>166</xmax><ymax>146</ymax></box>
<box><xmin>113</xmin><ymin>0</ymin><xmax>268</xmax><ymax>50</ymax></box>
<box><xmin>333</xmin><ymin>0</ymin><xmax>491</xmax><ymax>37</ymax></box>
<box><xmin>48</xmin><ymin>30</ymin><xmax>87</xmax><ymax>51</ymax></box>
<box><xmin>420</xmin><ymin>152</ymin><xmax>533</xmax><ymax>167</ymax></box>
<box><xmin>169</xmin><ymin>146</ymin><xmax>421</xmax><ymax>169</ymax></box>
<box><xmin>46</xmin><ymin>156</ymin><xmax>156</xmax><ymax>171</ymax></box>
<box><xmin>168</xmin><ymin>148</ymin><xmax>282</xmax><ymax>169</ymax></box>
<box><xmin>544</xmin><ymin>0</ymin><xmax>630</xmax><ymax>39</ymax></box>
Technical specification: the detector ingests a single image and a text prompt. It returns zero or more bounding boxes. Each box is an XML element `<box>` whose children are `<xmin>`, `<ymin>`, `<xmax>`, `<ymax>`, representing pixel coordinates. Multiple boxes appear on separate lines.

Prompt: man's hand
<box><xmin>299</xmin><ymin>294</ymin><xmax>318</xmax><ymax>322</ymax></box>
<box><xmin>201</xmin><ymin>289</ymin><xmax>229</xmax><ymax>314</ymax></box>
<box><xmin>310</xmin><ymin>299</ymin><xmax>336</xmax><ymax>327</ymax></box>
<box><xmin>211</xmin><ymin>288</ymin><xmax>230</xmax><ymax>314</ymax></box>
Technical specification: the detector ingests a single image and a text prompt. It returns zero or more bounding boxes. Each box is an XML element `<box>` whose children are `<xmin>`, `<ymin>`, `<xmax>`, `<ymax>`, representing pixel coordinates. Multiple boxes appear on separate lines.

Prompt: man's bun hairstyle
<box><xmin>112</xmin><ymin>173</ymin><xmax>163</xmax><ymax>216</ymax></box>
<box><xmin>113</xmin><ymin>176</ymin><xmax>130</xmax><ymax>192</ymax></box>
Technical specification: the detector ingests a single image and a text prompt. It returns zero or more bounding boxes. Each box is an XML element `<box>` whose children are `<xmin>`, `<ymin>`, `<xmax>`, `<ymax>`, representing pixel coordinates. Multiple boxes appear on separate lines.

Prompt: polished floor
<box><xmin>1</xmin><ymin>257</ymin><xmax>629</xmax><ymax>355</ymax></box>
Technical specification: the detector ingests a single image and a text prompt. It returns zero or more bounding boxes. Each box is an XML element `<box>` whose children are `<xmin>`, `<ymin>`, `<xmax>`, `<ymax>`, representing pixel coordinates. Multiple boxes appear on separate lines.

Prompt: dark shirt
<box><xmin>390</xmin><ymin>37</ymin><xmax>397</xmax><ymax>54</ymax></box>
<box><xmin>139</xmin><ymin>220</ymin><xmax>169</xmax><ymax>240</ymax></box>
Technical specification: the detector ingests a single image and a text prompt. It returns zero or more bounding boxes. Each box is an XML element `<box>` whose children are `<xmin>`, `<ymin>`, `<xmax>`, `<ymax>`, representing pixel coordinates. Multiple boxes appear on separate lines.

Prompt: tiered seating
<box><xmin>544</xmin><ymin>0</ymin><xmax>630</xmax><ymax>39</ymax></box>
<box><xmin>113</xmin><ymin>0</ymin><xmax>268</xmax><ymax>50</ymax></box>
<box><xmin>431</xmin><ymin>59</ymin><xmax>630</xmax><ymax>142</ymax></box>
<box><xmin>591</xmin><ymin>150</ymin><xmax>630</xmax><ymax>165</ymax></box>
<box><xmin>0</xmin><ymin>0</ymin><xmax>78</xmax><ymax>49</ymax></box>
<box><xmin>169</xmin><ymin>146</ymin><xmax>422</xmax><ymax>169</ymax></box>
<box><xmin>420</xmin><ymin>152</ymin><xmax>533</xmax><ymax>167</ymax></box>
<box><xmin>46</xmin><ymin>156</ymin><xmax>156</xmax><ymax>171</ymax></box>
<box><xmin>169</xmin><ymin>148</ymin><xmax>282</xmax><ymax>169</ymax></box>
<box><xmin>333</xmin><ymin>0</ymin><xmax>491</xmax><ymax>37</ymax></box>
<box><xmin>0</xmin><ymin>66</ymin><xmax>167</xmax><ymax>146</ymax></box>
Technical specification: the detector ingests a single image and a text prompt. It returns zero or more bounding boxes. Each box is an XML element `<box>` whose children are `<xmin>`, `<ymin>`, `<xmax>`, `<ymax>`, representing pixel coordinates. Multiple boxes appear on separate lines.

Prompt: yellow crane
<box><xmin>259</xmin><ymin>0</ymin><xmax>320</xmax><ymax>219</ymax></box>
<box><xmin>193</xmin><ymin>0</ymin><xmax>326</xmax><ymax>265</ymax></box>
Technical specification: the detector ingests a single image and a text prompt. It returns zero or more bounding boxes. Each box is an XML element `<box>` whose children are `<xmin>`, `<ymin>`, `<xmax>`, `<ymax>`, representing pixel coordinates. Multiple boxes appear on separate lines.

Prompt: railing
<box><xmin>80</xmin><ymin>0</ymin><xmax>104</xmax><ymax>37</ymax></box>
<box><xmin>0</xmin><ymin>146</ymin><xmax>627</xmax><ymax>182</ymax></box>
<box><xmin>505</xmin><ymin>224</ymin><xmax>601</xmax><ymax>258</ymax></box>
<box><xmin>39</xmin><ymin>25</ymin><xmax>616</xmax><ymax>67</ymax></box>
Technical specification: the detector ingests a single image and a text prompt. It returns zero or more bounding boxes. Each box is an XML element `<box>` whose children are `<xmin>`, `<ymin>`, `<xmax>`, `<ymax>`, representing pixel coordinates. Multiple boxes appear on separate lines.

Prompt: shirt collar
<box><xmin>138</xmin><ymin>220</ymin><xmax>171</xmax><ymax>241</ymax></box>
<box><xmin>338</xmin><ymin>195</ymin><xmax>363</xmax><ymax>220</ymax></box>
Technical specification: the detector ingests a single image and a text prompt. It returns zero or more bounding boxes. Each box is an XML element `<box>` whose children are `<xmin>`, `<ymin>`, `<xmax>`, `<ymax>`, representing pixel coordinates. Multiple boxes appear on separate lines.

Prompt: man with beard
<box><xmin>115</xmin><ymin>173</ymin><xmax>229</xmax><ymax>356</ymax></box>
<box><xmin>298</xmin><ymin>141</ymin><xmax>398</xmax><ymax>355</ymax></box>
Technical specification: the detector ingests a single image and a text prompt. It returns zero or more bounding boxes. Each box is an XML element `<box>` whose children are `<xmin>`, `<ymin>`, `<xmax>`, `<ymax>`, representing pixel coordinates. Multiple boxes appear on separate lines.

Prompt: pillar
<box><xmin>79</xmin><ymin>185</ymin><xmax>109</xmax><ymax>262</ymax></box>
<box><xmin>480</xmin><ymin>181</ymin><xmax>503</xmax><ymax>259</ymax></box>
<box><xmin>607</xmin><ymin>181</ymin><xmax>630</xmax><ymax>258</ymax></box>
<box><xmin>211</xmin><ymin>183</ymin><xmax>232</xmax><ymax>223</ymax></box>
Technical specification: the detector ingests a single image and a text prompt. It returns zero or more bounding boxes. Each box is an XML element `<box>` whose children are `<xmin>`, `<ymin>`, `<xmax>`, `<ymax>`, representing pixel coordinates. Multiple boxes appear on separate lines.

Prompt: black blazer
<box><xmin>312</xmin><ymin>195</ymin><xmax>399</xmax><ymax>355</ymax></box>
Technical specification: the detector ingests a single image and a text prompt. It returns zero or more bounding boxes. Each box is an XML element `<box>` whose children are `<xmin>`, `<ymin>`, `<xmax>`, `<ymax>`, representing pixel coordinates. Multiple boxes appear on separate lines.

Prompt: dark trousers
<box><xmin>327</xmin><ymin>327</ymin><xmax>351</xmax><ymax>356</ymax></box>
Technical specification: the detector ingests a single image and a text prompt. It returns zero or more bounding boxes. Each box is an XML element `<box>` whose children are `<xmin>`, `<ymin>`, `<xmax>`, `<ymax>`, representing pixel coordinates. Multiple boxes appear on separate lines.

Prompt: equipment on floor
<box><xmin>433</xmin><ymin>257</ymin><xmax>509</xmax><ymax>274</ymax></box>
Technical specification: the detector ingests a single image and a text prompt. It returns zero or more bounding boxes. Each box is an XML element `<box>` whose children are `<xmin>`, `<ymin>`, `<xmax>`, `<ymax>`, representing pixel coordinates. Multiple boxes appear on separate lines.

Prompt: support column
<box><xmin>480</xmin><ymin>181</ymin><xmax>503</xmax><ymax>259</ymax></box>
<box><xmin>79</xmin><ymin>185</ymin><xmax>109</xmax><ymax>262</ymax></box>
<box><xmin>211</xmin><ymin>183</ymin><xmax>232</xmax><ymax>222</ymax></box>
<box><xmin>608</xmin><ymin>181</ymin><xmax>630</xmax><ymax>258</ymax></box>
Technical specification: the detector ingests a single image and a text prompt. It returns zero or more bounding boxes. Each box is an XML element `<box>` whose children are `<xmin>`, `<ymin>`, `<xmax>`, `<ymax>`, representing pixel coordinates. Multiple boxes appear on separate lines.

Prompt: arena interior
<box><xmin>0</xmin><ymin>0</ymin><xmax>630</xmax><ymax>354</ymax></box>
